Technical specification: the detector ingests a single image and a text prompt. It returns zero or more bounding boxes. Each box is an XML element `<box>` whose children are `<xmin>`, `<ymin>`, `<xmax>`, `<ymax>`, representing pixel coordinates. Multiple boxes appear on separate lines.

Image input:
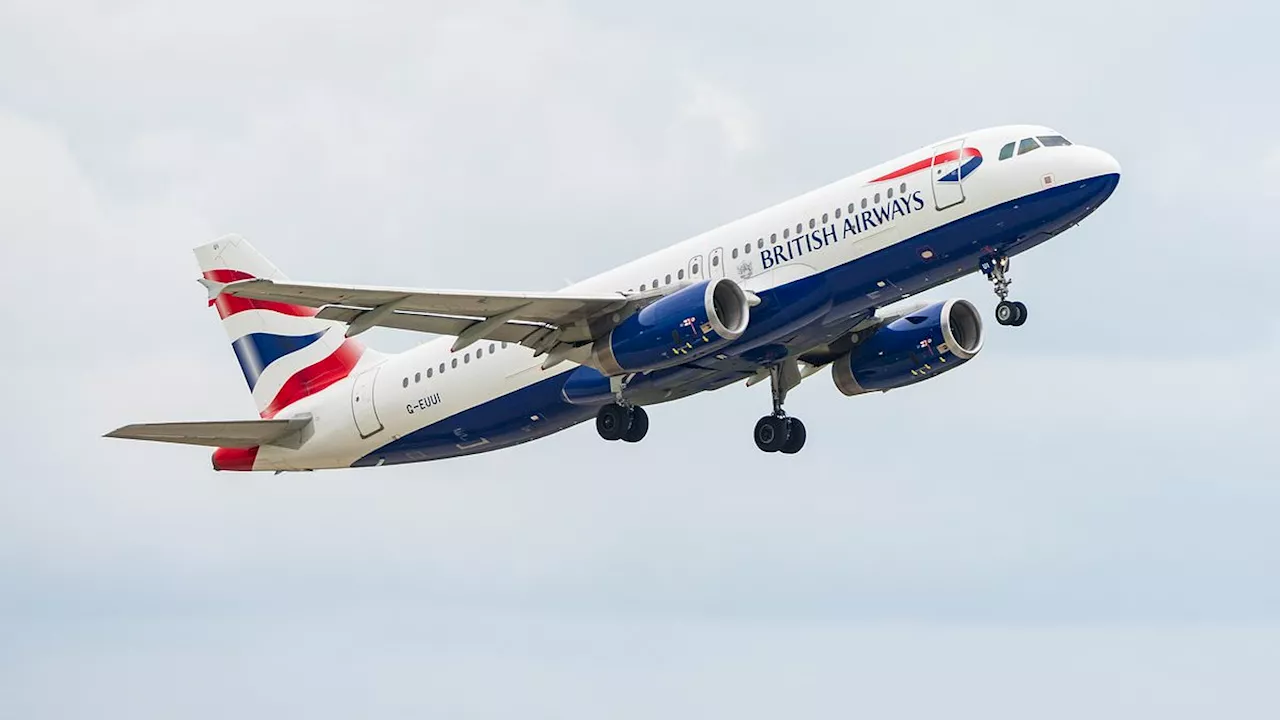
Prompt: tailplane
<box><xmin>194</xmin><ymin>235</ymin><xmax>371</xmax><ymax>418</ymax></box>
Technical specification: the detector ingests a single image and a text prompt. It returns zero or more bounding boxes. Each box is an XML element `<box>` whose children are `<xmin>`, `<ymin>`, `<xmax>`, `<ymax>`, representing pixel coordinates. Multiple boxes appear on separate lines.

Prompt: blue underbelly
<box><xmin>354</xmin><ymin>173</ymin><xmax>1118</xmax><ymax>467</ymax></box>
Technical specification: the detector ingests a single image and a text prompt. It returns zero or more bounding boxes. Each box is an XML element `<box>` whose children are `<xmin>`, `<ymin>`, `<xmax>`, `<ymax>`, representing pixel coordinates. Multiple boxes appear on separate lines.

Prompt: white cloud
<box><xmin>3</xmin><ymin>1</ymin><xmax>1280</xmax><ymax>716</ymax></box>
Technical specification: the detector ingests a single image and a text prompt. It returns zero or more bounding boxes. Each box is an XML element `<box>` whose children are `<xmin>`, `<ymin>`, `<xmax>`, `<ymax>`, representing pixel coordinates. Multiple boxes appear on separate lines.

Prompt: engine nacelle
<box><xmin>591</xmin><ymin>278</ymin><xmax>750</xmax><ymax>375</ymax></box>
<box><xmin>833</xmin><ymin>298</ymin><xmax>983</xmax><ymax>396</ymax></box>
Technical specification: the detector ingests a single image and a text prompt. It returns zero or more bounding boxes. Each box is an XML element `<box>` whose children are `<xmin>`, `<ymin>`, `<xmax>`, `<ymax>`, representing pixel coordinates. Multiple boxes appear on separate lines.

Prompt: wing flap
<box><xmin>315</xmin><ymin>305</ymin><xmax>547</xmax><ymax>344</ymax></box>
<box><xmin>104</xmin><ymin>417</ymin><xmax>313</xmax><ymax>449</ymax></box>
<box><xmin>224</xmin><ymin>279</ymin><xmax>630</xmax><ymax>325</ymax></box>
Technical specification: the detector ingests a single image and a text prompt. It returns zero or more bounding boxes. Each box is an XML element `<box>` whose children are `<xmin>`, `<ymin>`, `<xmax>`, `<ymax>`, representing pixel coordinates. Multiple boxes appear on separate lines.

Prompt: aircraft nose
<box><xmin>1081</xmin><ymin>145</ymin><xmax>1121</xmax><ymax>178</ymax></box>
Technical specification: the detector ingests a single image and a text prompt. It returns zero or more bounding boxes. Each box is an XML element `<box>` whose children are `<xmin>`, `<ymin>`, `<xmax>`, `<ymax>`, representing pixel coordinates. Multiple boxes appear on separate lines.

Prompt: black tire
<box><xmin>754</xmin><ymin>415</ymin><xmax>790</xmax><ymax>453</ymax></box>
<box><xmin>1011</xmin><ymin>301</ymin><xmax>1028</xmax><ymax>327</ymax></box>
<box><xmin>622</xmin><ymin>406</ymin><xmax>649</xmax><ymax>443</ymax></box>
<box><xmin>780</xmin><ymin>417</ymin><xmax>807</xmax><ymax>454</ymax></box>
<box><xmin>995</xmin><ymin>300</ymin><xmax>1016</xmax><ymax>326</ymax></box>
<box><xmin>596</xmin><ymin>403</ymin><xmax>630</xmax><ymax>441</ymax></box>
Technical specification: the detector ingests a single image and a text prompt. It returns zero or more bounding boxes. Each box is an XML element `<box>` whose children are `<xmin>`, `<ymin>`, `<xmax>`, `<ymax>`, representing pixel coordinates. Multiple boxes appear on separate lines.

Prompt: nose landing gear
<box><xmin>982</xmin><ymin>255</ymin><xmax>1028</xmax><ymax>327</ymax></box>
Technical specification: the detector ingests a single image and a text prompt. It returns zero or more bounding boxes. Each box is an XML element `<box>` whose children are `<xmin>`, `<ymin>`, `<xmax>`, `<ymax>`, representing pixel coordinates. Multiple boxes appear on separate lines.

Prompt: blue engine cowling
<box><xmin>590</xmin><ymin>278</ymin><xmax>751</xmax><ymax>375</ymax></box>
<box><xmin>833</xmin><ymin>298</ymin><xmax>984</xmax><ymax>396</ymax></box>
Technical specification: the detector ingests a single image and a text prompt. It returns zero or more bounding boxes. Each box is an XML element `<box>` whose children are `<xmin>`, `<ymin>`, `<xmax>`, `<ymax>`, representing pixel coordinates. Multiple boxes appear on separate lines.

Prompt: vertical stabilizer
<box><xmin>194</xmin><ymin>234</ymin><xmax>370</xmax><ymax>418</ymax></box>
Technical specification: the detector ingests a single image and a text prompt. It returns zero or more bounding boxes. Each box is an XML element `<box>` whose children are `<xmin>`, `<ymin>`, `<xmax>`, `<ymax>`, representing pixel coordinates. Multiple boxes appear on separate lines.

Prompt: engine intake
<box><xmin>833</xmin><ymin>298</ymin><xmax>983</xmax><ymax>396</ymax></box>
<box><xmin>592</xmin><ymin>278</ymin><xmax>750</xmax><ymax>375</ymax></box>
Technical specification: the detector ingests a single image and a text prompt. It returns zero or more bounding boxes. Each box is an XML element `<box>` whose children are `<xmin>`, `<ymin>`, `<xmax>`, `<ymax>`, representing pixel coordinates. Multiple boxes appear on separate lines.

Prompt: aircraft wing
<box><xmin>218</xmin><ymin>278</ymin><xmax>648</xmax><ymax>354</ymax></box>
<box><xmin>104</xmin><ymin>417</ymin><xmax>312</xmax><ymax>449</ymax></box>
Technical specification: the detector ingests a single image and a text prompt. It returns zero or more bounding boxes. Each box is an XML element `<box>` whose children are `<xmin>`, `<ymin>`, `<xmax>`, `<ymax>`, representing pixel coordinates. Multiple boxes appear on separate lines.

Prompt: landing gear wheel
<box><xmin>754</xmin><ymin>415</ymin><xmax>791</xmax><ymax>453</ymax></box>
<box><xmin>595</xmin><ymin>403</ymin><xmax>630</xmax><ymax>441</ymax></box>
<box><xmin>621</xmin><ymin>406</ymin><xmax>649</xmax><ymax>443</ymax></box>
<box><xmin>995</xmin><ymin>300</ymin><xmax>1018</xmax><ymax>326</ymax></box>
<box><xmin>1010</xmin><ymin>301</ymin><xmax>1028</xmax><ymax>327</ymax></box>
<box><xmin>780</xmin><ymin>418</ymin><xmax>807</xmax><ymax>454</ymax></box>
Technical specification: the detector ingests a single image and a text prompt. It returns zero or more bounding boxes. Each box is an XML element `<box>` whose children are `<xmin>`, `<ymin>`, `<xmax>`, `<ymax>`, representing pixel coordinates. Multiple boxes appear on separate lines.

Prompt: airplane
<box><xmin>107</xmin><ymin>125</ymin><xmax>1120</xmax><ymax>471</ymax></box>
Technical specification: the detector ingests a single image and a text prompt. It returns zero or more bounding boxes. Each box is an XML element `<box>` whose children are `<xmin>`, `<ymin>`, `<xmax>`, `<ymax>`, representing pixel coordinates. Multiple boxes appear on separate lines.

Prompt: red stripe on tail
<box><xmin>202</xmin><ymin>269</ymin><xmax>318</xmax><ymax>320</ymax></box>
<box><xmin>260</xmin><ymin>340</ymin><xmax>365</xmax><ymax>418</ymax></box>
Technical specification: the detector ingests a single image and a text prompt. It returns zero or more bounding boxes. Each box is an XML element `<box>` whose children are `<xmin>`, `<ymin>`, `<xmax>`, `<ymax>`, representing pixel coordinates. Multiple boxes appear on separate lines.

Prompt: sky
<box><xmin>2</xmin><ymin>0</ymin><xmax>1279</xmax><ymax>717</ymax></box>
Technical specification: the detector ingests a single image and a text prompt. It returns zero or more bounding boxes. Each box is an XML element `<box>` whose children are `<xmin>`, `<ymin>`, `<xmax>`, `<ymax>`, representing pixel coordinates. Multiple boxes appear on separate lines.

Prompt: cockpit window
<box><xmin>1037</xmin><ymin>135</ymin><xmax>1072</xmax><ymax>147</ymax></box>
<box><xmin>1017</xmin><ymin>137</ymin><xmax>1041</xmax><ymax>156</ymax></box>
<box><xmin>998</xmin><ymin>142</ymin><xmax>1015</xmax><ymax>161</ymax></box>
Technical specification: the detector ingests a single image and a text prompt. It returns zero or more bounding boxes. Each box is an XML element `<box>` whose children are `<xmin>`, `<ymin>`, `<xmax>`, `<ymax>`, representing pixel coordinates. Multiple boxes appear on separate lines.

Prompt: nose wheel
<box><xmin>753</xmin><ymin>363</ymin><xmax>807</xmax><ymax>454</ymax></box>
<box><xmin>982</xmin><ymin>255</ymin><xmax>1028</xmax><ymax>327</ymax></box>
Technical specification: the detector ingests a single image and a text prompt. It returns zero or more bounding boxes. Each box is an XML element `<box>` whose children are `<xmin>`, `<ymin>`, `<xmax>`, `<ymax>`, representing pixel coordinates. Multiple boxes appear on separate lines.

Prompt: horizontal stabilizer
<box><xmin>104</xmin><ymin>416</ymin><xmax>312</xmax><ymax>449</ymax></box>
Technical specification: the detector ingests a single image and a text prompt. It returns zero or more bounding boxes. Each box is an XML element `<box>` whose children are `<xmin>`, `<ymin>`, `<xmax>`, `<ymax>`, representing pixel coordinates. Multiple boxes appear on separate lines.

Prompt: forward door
<box><xmin>930</xmin><ymin>138</ymin><xmax>967</xmax><ymax>210</ymax></box>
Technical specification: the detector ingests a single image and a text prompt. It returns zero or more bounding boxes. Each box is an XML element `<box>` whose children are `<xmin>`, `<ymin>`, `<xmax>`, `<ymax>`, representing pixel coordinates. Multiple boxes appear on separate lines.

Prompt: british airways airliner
<box><xmin>107</xmin><ymin>125</ymin><xmax>1120</xmax><ymax>471</ymax></box>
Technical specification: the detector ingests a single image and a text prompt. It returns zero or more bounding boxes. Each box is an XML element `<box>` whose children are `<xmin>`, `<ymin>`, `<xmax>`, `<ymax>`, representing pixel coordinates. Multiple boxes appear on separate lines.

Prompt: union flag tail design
<box><xmin>194</xmin><ymin>235</ymin><xmax>369</xmax><ymax>418</ymax></box>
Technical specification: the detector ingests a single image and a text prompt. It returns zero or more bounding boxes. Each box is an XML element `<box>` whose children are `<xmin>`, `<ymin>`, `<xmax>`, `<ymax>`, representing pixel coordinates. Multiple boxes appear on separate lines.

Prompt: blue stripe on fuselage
<box><xmin>231</xmin><ymin>330</ymin><xmax>327</xmax><ymax>390</ymax></box>
<box><xmin>354</xmin><ymin>173</ymin><xmax>1120</xmax><ymax>467</ymax></box>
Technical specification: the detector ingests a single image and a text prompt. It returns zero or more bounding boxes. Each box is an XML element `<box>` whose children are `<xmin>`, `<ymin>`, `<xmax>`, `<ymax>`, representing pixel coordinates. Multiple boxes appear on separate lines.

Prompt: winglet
<box><xmin>197</xmin><ymin>277</ymin><xmax>227</xmax><ymax>300</ymax></box>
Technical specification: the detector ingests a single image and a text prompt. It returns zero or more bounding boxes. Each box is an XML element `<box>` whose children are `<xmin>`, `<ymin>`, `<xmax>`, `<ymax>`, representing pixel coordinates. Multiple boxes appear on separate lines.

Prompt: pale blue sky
<box><xmin>2</xmin><ymin>1</ymin><xmax>1278</xmax><ymax>717</ymax></box>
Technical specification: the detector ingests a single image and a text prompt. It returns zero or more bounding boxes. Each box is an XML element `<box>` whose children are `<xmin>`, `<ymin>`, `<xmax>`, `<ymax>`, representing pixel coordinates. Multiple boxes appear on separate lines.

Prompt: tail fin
<box><xmin>194</xmin><ymin>235</ymin><xmax>370</xmax><ymax>418</ymax></box>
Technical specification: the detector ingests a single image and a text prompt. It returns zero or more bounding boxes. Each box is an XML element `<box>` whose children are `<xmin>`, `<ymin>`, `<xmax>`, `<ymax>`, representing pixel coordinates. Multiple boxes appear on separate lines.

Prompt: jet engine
<box><xmin>590</xmin><ymin>278</ymin><xmax>750</xmax><ymax>375</ymax></box>
<box><xmin>833</xmin><ymin>299</ymin><xmax>983</xmax><ymax>396</ymax></box>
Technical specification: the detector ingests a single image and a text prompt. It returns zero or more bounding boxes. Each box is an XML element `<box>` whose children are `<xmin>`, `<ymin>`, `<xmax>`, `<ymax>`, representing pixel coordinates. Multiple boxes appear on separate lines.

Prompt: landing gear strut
<box><xmin>754</xmin><ymin>364</ymin><xmax>807</xmax><ymax>454</ymax></box>
<box><xmin>981</xmin><ymin>255</ymin><xmax>1028</xmax><ymax>327</ymax></box>
<box><xmin>595</xmin><ymin>374</ymin><xmax>649</xmax><ymax>443</ymax></box>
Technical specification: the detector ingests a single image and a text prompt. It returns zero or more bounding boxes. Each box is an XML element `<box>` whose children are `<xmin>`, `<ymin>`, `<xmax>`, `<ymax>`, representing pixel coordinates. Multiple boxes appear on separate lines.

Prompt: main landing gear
<box><xmin>753</xmin><ymin>364</ymin><xmax>807</xmax><ymax>454</ymax></box>
<box><xmin>595</xmin><ymin>375</ymin><xmax>649</xmax><ymax>443</ymax></box>
<box><xmin>981</xmin><ymin>255</ymin><xmax>1028</xmax><ymax>327</ymax></box>
<box><xmin>595</xmin><ymin>402</ymin><xmax>649</xmax><ymax>443</ymax></box>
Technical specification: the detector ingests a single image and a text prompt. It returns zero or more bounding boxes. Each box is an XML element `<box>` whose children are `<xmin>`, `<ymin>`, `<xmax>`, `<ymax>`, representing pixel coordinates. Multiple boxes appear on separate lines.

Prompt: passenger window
<box><xmin>808</xmin><ymin>218</ymin><xmax>816</xmax><ymax>229</ymax></box>
<box><xmin>732</xmin><ymin>248</ymin><xmax>739</xmax><ymax>259</ymax></box>
<box><xmin>711</xmin><ymin>256</ymin><xmax>719</xmax><ymax>266</ymax></box>
<box><xmin>757</xmin><ymin>238</ymin><xmax>764</xmax><ymax>249</ymax></box>
<box><xmin>501</xmin><ymin>342</ymin><xmax>508</xmax><ymax>349</ymax></box>
<box><xmin>489</xmin><ymin>343</ymin><xmax>496</xmax><ymax>354</ymax></box>
<box><xmin>861</xmin><ymin>198</ymin><xmax>868</xmax><ymax>209</ymax></box>
<box><xmin>783</xmin><ymin>228</ymin><xmax>790</xmax><ymax>239</ymax></box>
<box><xmin>640</xmin><ymin>284</ymin><xmax>646</xmax><ymax>291</ymax></box>
<box><xmin>874</xmin><ymin>192</ymin><xmax>880</xmax><ymax>204</ymax></box>
<box><xmin>887</xmin><ymin>187</ymin><xmax>894</xmax><ymax>199</ymax></box>
<box><xmin>464</xmin><ymin>353</ymin><xmax>471</xmax><ymax>364</ymax></box>
<box><xmin>476</xmin><ymin>347</ymin><xmax>483</xmax><ymax>358</ymax></box>
<box><xmin>822</xmin><ymin>213</ymin><xmax>829</xmax><ymax>223</ymax></box>
<box><xmin>770</xmin><ymin>233</ymin><xmax>777</xmax><ymax>244</ymax></box>
<box><xmin>999</xmin><ymin>142</ymin><xmax>1015</xmax><ymax>160</ymax></box>
<box><xmin>402</xmin><ymin>378</ymin><xmax>409</xmax><ymax>388</ymax></box>
<box><xmin>848</xmin><ymin>203</ymin><xmax>856</xmax><ymax>214</ymax></box>
<box><xmin>439</xmin><ymin>362</ymin><xmax>446</xmax><ymax>373</ymax></box>
<box><xmin>1018</xmin><ymin>137</ymin><xmax>1040</xmax><ymax>155</ymax></box>
<box><xmin>652</xmin><ymin>278</ymin><xmax>658</xmax><ymax>287</ymax></box>
<box><xmin>665</xmin><ymin>274</ymin><xmax>671</xmax><ymax>284</ymax></box>
<box><xmin>414</xmin><ymin>372</ymin><xmax>421</xmax><ymax>383</ymax></box>
<box><xmin>692</xmin><ymin>263</ymin><xmax>699</xmax><ymax>274</ymax></box>
<box><xmin>1037</xmin><ymin>135</ymin><xmax>1072</xmax><ymax>147</ymax></box>
<box><xmin>795</xmin><ymin>223</ymin><xmax>802</xmax><ymax>234</ymax></box>
<box><xmin>900</xmin><ymin>182</ymin><xmax>907</xmax><ymax>195</ymax></box>
<box><xmin>744</xmin><ymin>244</ymin><xmax>751</xmax><ymax>254</ymax></box>
<box><xmin>451</xmin><ymin>358</ymin><xmax>458</xmax><ymax>369</ymax></box>
<box><xmin>834</xmin><ymin>208</ymin><xmax>841</xmax><ymax>219</ymax></box>
<box><xmin>427</xmin><ymin>368</ymin><xmax>433</xmax><ymax>378</ymax></box>
<box><xmin>678</xmin><ymin>269</ymin><xmax>685</xmax><ymax>280</ymax></box>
